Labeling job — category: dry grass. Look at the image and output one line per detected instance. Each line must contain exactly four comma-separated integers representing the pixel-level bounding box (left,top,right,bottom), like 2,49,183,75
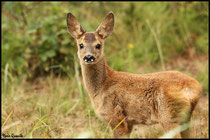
1,58,209,138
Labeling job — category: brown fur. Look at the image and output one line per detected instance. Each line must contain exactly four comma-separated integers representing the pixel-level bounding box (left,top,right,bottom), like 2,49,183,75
84,33,96,43
67,12,202,138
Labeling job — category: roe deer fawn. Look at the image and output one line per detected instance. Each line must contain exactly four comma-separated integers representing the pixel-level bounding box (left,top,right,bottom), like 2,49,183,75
66,11,202,138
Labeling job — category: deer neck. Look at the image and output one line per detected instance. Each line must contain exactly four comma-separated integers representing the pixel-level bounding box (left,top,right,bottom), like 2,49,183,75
80,56,111,97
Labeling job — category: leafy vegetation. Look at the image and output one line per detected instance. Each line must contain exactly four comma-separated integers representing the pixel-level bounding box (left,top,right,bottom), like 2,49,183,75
2,2,208,76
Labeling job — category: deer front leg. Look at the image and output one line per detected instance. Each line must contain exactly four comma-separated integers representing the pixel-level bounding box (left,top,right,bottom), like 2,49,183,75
109,105,133,138
110,119,132,138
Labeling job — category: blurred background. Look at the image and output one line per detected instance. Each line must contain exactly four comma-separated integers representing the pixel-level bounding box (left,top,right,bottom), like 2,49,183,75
1,1,209,138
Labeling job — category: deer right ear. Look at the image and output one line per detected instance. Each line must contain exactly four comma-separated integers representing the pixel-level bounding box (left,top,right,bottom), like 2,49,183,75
96,12,114,39
67,13,86,39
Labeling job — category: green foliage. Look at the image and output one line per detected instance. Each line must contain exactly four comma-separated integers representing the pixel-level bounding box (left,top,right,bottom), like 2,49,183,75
2,2,208,80
2,2,76,79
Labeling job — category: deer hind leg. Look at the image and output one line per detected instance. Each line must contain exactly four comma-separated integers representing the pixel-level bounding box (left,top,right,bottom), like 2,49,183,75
180,127,191,138
157,91,192,138
166,93,193,138
161,122,182,138
161,121,191,138
180,105,195,138
181,88,201,138
175,105,192,139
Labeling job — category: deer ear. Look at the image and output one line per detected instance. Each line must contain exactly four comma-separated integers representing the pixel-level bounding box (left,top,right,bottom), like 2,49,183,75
67,13,86,39
96,12,114,39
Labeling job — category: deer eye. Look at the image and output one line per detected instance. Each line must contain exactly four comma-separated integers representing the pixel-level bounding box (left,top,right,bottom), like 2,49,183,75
96,44,101,49
79,43,84,49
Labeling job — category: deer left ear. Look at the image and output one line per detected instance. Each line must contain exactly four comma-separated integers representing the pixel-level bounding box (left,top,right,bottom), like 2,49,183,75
96,12,114,39
67,13,86,39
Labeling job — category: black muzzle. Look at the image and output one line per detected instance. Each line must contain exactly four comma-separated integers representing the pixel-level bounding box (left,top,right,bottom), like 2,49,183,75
83,55,95,63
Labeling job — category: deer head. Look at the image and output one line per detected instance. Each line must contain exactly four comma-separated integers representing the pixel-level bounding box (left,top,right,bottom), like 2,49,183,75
67,12,114,65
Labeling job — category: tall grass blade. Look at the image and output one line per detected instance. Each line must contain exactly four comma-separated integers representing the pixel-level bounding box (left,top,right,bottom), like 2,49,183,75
1,110,13,129
27,115,48,138
74,54,86,108
146,20,165,71
104,119,112,138
3,63,9,95
65,99,80,115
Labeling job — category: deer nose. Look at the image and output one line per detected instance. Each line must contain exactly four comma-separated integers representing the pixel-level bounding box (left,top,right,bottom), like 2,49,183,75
83,55,95,63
